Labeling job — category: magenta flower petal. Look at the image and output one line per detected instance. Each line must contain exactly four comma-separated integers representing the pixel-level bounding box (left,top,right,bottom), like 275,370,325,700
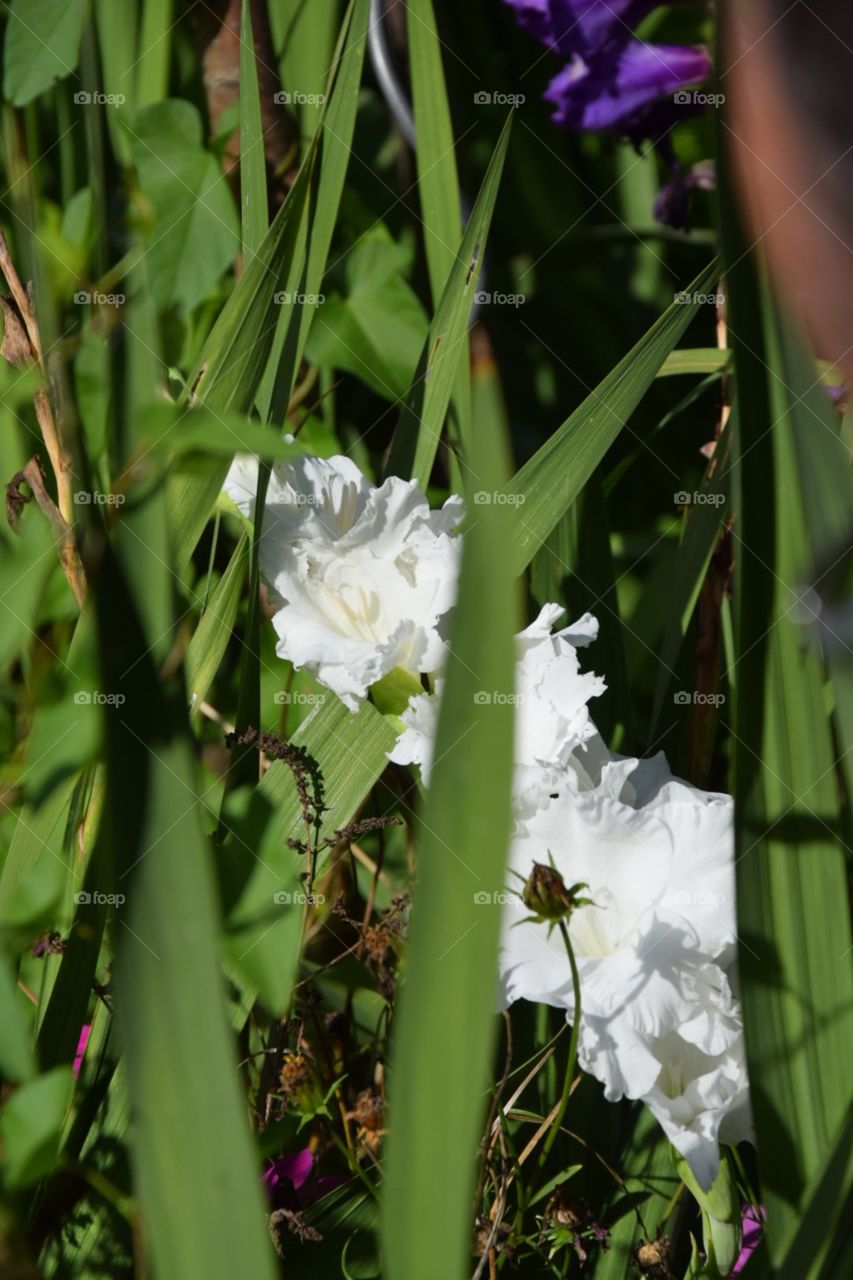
72,1024,91,1078
263,1147,314,1194
731,1205,766,1276
544,40,711,132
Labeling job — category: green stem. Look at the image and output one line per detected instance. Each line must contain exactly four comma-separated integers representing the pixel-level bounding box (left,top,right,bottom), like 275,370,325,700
538,920,581,1169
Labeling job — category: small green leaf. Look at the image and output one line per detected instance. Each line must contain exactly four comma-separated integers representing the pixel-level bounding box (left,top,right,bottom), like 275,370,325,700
0,1067,72,1188
132,100,239,312
3,0,87,105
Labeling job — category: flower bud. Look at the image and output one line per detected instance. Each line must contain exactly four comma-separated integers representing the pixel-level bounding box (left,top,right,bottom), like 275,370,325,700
521,862,591,923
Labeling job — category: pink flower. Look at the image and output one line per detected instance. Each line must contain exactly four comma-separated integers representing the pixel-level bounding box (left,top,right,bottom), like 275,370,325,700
731,1205,765,1275
72,1025,91,1078
262,1148,348,1209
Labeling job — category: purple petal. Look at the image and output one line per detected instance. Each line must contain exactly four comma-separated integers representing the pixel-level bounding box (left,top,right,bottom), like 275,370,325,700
263,1147,314,1193
544,40,711,132
654,160,716,229
505,0,659,58
731,1205,766,1276
72,1024,91,1078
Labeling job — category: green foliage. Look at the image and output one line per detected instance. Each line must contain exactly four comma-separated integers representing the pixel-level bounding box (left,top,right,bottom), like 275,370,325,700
2,0,87,105
0,1,847,1277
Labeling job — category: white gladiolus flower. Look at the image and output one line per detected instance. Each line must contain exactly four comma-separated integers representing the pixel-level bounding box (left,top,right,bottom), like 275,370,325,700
641,1030,753,1190
223,454,463,709
498,750,750,1188
389,604,605,808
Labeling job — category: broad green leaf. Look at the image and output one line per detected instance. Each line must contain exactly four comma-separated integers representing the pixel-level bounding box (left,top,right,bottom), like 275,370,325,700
3,0,87,105
509,256,721,572
305,236,428,399
0,951,34,1081
131,100,240,312
0,514,56,673
720,176,853,1261
0,778,77,934
0,1066,72,1187
135,403,305,460
382,356,516,1280
385,112,513,487
774,1108,853,1280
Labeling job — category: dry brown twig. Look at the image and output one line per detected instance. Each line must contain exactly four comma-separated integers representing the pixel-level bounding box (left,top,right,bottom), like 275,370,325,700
0,232,86,604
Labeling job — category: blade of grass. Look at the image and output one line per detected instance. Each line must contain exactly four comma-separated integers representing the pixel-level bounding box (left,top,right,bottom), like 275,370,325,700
405,0,463,308
239,0,268,259
508,256,720,573
186,532,250,715
382,363,517,1280
136,0,173,109
405,0,471,457
169,0,368,570
99,267,276,1280
384,111,512,488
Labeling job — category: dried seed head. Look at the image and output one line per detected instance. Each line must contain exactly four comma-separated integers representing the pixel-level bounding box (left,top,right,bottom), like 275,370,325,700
352,1088,384,1132
279,1051,322,1113
635,1234,671,1277
363,923,396,966
545,1190,588,1229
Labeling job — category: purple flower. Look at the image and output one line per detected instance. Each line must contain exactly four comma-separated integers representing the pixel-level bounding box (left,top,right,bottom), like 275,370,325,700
503,0,711,147
506,0,659,58
544,40,711,133
262,1147,348,1211
654,159,716,229
72,1024,91,1078
730,1205,766,1276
